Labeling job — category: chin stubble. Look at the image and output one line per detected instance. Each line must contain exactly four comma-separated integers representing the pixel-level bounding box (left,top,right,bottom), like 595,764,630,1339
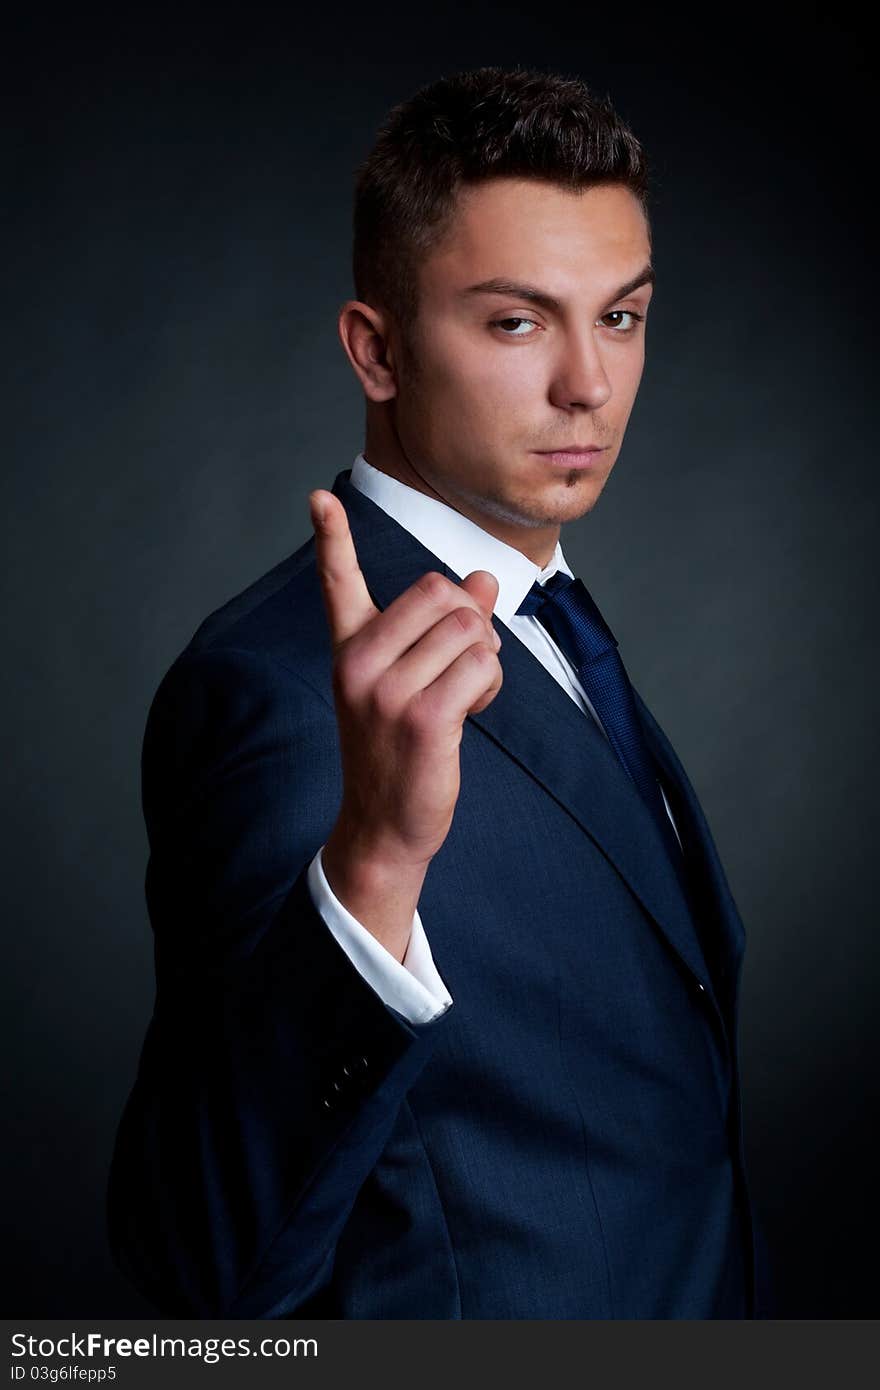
456,472,594,529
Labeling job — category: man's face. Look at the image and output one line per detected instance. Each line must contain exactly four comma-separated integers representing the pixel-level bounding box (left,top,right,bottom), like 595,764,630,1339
389,178,653,558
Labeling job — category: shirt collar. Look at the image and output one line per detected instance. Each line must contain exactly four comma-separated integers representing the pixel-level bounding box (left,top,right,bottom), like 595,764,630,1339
348,452,574,624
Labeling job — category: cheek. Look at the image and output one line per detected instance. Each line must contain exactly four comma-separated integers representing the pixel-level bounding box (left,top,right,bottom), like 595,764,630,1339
452,347,540,419
621,343,646,389
426,354,519,431
603,348,644,414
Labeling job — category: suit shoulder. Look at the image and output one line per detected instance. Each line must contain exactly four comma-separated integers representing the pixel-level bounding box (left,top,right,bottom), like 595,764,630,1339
173,532,332,692
141,544,337,792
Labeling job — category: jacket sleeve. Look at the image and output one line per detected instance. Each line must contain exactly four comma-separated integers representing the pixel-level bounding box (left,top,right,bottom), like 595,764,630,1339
107,644,452,1318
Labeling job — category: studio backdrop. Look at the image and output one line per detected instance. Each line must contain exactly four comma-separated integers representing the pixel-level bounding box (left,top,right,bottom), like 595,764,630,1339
2,5,875,1318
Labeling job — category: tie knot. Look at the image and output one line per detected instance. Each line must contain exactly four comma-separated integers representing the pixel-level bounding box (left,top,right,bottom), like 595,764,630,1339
516,571,573,616
516,574,618,663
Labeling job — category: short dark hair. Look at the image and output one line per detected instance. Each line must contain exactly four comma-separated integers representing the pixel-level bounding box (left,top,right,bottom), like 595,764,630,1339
352,66,649,335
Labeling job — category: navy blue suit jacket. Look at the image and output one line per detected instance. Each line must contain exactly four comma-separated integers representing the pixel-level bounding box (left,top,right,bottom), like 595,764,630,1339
108,468,766,1318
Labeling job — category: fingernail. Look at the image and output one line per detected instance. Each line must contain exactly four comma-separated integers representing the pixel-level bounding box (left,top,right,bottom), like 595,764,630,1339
310,492,325,525
493,628,501,650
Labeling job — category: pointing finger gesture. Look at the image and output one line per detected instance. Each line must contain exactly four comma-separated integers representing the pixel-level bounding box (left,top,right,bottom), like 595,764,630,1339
310,489,377,647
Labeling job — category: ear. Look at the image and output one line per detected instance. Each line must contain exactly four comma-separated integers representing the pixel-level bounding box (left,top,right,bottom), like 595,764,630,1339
337,300,399,402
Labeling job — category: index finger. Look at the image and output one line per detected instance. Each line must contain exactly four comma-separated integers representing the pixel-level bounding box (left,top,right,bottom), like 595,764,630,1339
310,490,378,646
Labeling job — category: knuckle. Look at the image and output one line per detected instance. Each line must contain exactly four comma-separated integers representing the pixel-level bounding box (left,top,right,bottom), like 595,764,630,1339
403,692,434,737
474,646,503,684
466,641,493,667
416,570,453,605
451,605,484,635
369,670,402,720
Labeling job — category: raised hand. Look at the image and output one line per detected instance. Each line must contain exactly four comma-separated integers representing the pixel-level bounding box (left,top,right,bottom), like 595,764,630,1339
310,488,503,961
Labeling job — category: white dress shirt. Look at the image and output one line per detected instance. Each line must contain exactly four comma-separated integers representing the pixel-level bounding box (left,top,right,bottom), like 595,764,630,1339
307,451,682,1025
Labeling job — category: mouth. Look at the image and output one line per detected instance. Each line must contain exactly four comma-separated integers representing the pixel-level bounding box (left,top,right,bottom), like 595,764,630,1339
532,446,608,469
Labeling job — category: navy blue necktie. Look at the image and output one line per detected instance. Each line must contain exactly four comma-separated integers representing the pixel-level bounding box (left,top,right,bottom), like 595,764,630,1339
517,572,683,863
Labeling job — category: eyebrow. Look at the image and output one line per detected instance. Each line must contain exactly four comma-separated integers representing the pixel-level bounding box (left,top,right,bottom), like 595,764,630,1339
459,264,655,314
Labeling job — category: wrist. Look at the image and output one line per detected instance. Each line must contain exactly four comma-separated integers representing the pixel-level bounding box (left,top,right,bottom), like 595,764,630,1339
322,819,429,963
324,813,431,894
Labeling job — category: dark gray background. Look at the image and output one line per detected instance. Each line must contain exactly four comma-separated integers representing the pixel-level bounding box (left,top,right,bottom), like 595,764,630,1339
3,5,875,1317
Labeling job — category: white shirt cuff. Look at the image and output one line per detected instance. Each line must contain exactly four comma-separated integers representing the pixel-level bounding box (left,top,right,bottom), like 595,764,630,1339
306,846,453,1025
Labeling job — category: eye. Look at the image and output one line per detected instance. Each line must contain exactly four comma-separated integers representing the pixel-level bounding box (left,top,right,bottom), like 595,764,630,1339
491,317,540,337
599,309,644,332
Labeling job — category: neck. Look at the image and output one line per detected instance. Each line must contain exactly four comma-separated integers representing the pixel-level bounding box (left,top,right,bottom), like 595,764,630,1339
362,416,560,570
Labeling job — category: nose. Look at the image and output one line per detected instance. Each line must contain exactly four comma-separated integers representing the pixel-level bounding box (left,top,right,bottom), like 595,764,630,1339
548,326,612,411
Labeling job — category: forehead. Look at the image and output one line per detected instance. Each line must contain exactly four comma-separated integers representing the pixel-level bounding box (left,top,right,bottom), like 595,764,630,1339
420,178,651,300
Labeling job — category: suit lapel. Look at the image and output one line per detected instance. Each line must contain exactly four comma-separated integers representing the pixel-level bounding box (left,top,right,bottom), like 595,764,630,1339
465,622,717,997
634,691,747,978
332,470,721,1007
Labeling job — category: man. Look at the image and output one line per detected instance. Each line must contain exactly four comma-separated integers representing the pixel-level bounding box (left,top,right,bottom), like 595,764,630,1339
108,65,768,1318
